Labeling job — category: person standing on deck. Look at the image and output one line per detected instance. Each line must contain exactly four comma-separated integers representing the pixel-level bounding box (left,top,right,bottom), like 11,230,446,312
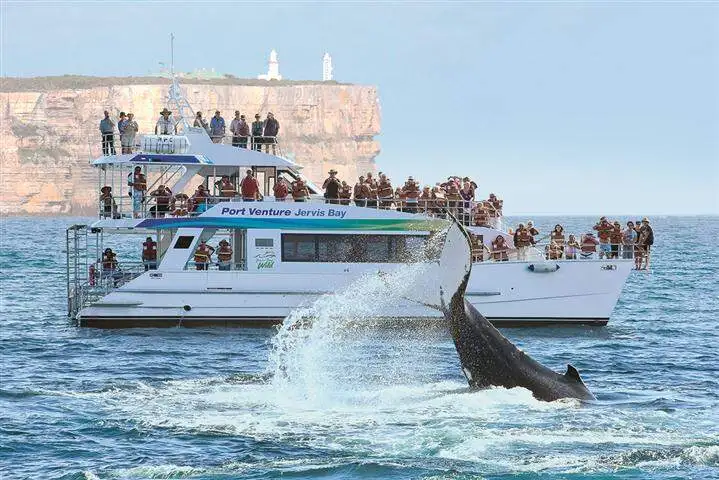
353,176,368,207
99,111,116,156
622,221,637,260
121,113,139,154
155,108,176,135
377,173,394,209
292,179,310,202
141,237,158,271
117,112,128,143
240,169,262,201
274,178,289,201
194,111,209,133
217,240,233,271
128,166,147,218
237,114,250,148
215,175,238,200
210,111,226,143
263,112,280,154
230,111,243,147
638,217,654,270
322,169,341,204
194,241,215,270
251,114,264,151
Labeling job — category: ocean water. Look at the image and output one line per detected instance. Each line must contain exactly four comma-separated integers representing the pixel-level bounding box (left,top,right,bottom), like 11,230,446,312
1,215,718,480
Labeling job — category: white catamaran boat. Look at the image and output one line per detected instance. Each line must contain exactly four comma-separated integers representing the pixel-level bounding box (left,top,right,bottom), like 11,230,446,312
66,80,634,328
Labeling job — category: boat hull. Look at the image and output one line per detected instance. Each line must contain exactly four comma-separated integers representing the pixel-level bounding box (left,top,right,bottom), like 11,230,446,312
77,258,633,328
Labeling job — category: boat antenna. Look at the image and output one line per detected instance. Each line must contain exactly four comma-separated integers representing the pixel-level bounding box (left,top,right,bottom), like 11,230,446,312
165,33,195,132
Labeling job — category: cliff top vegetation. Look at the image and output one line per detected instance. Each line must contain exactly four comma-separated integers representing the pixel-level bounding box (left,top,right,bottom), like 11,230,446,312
0,75,353,92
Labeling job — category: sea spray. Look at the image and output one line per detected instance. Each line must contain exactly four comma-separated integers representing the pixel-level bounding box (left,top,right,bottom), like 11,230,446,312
266,231,449,405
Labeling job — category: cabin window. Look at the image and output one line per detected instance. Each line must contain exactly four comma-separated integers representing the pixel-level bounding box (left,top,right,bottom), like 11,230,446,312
174,236,195,249
255,238,274,247
281,234,429,263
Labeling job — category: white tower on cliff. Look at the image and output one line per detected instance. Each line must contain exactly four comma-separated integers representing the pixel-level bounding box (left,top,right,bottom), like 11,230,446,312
322,53,333,81
258,50,282,80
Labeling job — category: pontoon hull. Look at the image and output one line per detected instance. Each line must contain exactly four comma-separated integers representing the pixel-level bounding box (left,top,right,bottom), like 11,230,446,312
77,259,633,328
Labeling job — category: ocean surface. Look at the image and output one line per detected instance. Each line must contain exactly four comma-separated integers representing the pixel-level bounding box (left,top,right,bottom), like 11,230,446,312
1,215,718,480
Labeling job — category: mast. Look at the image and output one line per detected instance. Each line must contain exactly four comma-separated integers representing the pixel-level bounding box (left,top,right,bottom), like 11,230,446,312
165,33,195,133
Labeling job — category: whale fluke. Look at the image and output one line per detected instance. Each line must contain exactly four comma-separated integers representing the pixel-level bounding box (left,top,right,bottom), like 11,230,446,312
438,214,596,402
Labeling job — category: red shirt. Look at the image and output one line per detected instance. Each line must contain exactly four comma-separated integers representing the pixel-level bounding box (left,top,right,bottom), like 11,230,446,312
240,176,260,199
273,182,288,199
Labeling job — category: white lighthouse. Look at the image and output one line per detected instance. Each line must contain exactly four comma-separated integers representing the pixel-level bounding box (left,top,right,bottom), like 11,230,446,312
322,52,333,81
258,49,282,81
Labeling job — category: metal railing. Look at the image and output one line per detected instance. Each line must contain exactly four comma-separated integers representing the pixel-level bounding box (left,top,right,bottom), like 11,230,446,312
90,132,282,159
183,260,247,271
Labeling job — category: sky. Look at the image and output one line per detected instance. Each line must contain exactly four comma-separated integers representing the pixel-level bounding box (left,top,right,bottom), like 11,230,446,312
2,1,718,215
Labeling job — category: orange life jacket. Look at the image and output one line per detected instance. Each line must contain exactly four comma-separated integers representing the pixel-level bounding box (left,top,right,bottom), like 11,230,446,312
550,232,565,245
378,180,394,198
292,182,308,200
491,240,508,260
133,173,147,191
219,180,237,197
194,245,212,263
515,231,532,247
217,245,232,262
142,240,157,260
274,182,288,199
473,207,490,226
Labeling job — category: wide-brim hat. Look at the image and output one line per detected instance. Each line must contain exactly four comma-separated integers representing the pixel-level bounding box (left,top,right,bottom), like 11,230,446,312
329,169,338,174
219,240,229,246
198,184,206,190
160,108,172,115
101,186,111,193
642,217,650,223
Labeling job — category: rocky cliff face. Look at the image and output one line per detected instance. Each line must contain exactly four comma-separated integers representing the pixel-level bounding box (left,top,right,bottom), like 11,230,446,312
0,77,380,215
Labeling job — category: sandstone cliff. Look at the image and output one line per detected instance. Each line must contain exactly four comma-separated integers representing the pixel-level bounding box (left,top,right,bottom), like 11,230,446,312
0,77,380,215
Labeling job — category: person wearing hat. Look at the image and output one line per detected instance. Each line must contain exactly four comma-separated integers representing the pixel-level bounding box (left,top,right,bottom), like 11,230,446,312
263,112,280,154
230,112,250,148
609,221,623,259
99,110,116,156
637,217,654,270
251,114,264,151
322,169,342,204
101,248,119,285
99,185,117,219
121,113,139,154
402,176,420,213
141,236,158,271
155,108,176,135
216,240,233,271
194,111,209,133
210,110,226,143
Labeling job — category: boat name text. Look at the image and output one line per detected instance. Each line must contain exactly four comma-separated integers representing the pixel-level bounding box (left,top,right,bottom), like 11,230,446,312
220,207,347,219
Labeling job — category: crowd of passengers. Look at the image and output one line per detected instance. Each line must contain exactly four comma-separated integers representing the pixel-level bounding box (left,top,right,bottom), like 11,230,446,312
485,216,654,270
99,169,504,222
98,215,653,283
98,109,280,155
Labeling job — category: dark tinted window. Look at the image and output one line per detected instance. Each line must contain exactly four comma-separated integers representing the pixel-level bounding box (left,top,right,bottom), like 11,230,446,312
255,238,274,247
281,234,428,263
174,236,194,249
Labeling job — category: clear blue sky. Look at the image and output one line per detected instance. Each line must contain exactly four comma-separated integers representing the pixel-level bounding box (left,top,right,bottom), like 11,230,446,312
2,2,717,215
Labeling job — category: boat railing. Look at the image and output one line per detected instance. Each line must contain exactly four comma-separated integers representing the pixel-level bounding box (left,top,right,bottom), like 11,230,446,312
90,131,283,159
90,261,147,291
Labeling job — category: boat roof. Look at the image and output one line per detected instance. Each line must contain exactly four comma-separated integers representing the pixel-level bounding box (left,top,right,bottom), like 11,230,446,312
92,130,301,170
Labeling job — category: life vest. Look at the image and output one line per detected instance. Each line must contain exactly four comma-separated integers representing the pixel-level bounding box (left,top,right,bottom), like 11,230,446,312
154,189,171,206
194,245,212,263
324,177,341,198
340,185,352,199
594,222,613,242
274,182,288,199
365,179,378,199
102,253,117,271
353,183,367,199
488,199,502,217
610,228,623,244
378,180,394,199
172,194,189,216
240,176,260,199
101,194,113,208
491,240,508,260
581,237,598,253
403,183,420,200
515,230,532,247
217,245,232,262
446,184,461,201
219,180,237,198
142,240,157,260
133,173,147,191
551,232,565,245
292,182,308,200
473,206,490,226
